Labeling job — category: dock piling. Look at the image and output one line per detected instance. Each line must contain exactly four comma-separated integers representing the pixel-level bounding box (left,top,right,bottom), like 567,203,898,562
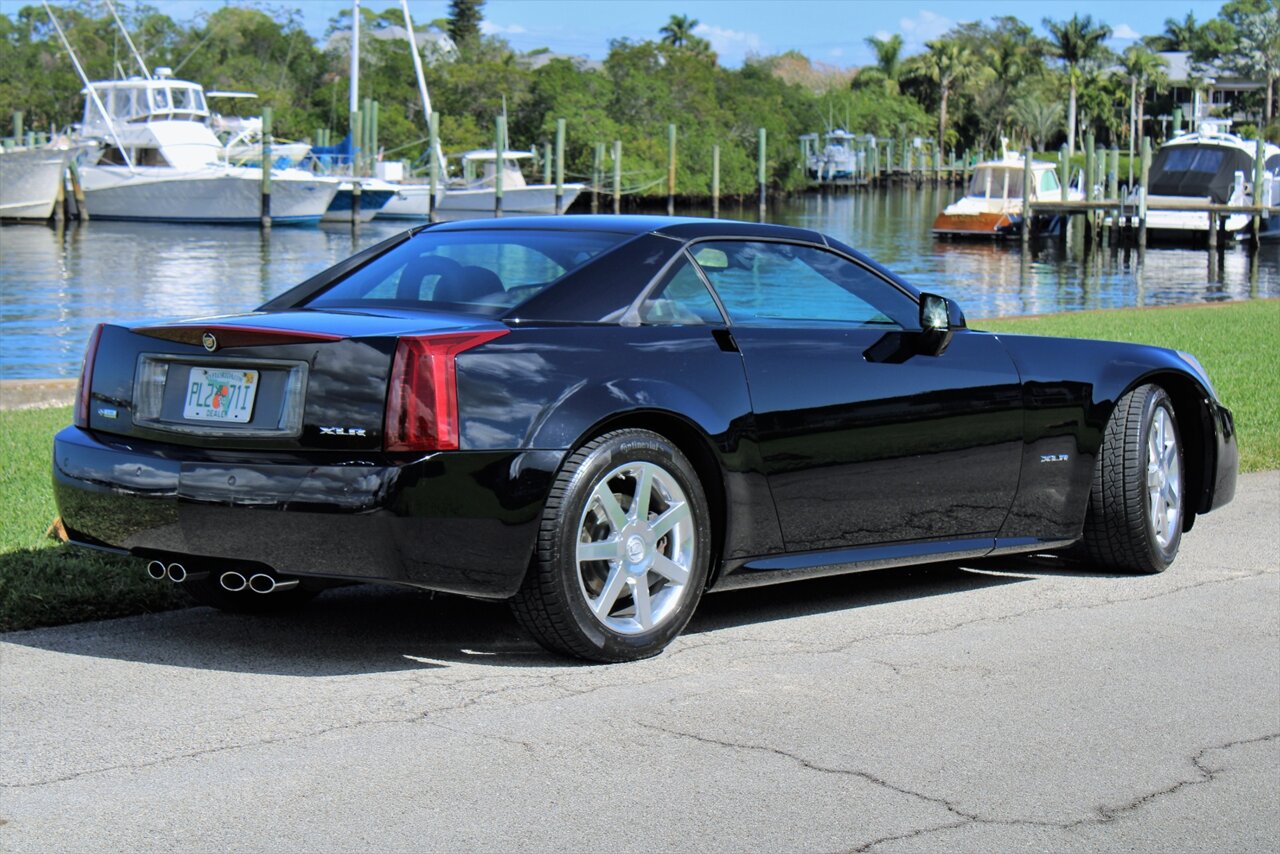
494,115,505,217
260,106,272,229
11,111,21,142
1253,138,1265,248
591,142,602,213
667,124,676,216
712,144,720,218
554,118,565,214
1138,137,1151,250
758,127,767,219
612,140,621,214
68,160,87,220
1107,146,1118,244
428,111,439,218
1021,147,1033,245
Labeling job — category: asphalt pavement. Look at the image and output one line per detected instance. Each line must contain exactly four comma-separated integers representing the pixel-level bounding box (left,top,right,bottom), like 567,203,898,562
2,471,1277,853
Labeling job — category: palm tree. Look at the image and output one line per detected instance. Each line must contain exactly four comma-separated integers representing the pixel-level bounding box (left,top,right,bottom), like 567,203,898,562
919,39,975,148
1044,14,1113,157
864,33,904,93
1012,98,1065,151
1118,45,1168,144
1146,12,1200,52
659,14,698,48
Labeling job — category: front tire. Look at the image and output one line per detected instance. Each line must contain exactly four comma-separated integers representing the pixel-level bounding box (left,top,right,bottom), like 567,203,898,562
1080,383,1184,573
510,429,711,662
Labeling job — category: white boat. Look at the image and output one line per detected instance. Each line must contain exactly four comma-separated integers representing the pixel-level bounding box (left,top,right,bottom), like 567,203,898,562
321,177,398,222
433,150,582,218
806,130,860,181
933,151,1083,238
1137,120,1279,242
376,182,435,219
73,74,338,224
0,139,81,219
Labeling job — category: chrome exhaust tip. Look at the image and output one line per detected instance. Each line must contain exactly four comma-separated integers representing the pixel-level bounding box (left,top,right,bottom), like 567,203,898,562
166,563,187,583
145,560,167,581
248,573,276,594
219,571,248,593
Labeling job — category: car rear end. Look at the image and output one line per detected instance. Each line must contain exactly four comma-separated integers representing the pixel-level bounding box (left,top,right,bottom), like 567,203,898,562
53,310,557,598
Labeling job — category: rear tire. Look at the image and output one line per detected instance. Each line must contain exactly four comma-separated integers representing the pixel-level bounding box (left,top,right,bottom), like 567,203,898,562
182,574,319,614
1080,383,1184,573
510,429,711,662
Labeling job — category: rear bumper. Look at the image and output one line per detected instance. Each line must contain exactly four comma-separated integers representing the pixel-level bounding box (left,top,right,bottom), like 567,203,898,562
53,426,563,598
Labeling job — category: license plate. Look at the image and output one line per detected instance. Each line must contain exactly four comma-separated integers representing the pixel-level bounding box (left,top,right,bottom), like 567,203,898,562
183,367,259,423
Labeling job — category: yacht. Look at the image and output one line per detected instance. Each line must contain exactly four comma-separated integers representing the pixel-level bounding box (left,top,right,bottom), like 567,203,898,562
805,130,860,181
431,150,582,218
933,151,1082,238
1139,120,1279,242
0,135,84,220
73,72,338,224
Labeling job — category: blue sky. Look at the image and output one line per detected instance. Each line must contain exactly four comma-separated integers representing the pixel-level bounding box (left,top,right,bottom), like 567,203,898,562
128,1,1228,67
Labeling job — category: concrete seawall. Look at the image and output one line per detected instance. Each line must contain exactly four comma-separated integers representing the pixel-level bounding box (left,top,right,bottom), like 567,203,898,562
0,379,77,411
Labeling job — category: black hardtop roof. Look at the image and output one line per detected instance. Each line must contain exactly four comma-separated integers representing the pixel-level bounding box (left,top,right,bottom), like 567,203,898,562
424,214,826,244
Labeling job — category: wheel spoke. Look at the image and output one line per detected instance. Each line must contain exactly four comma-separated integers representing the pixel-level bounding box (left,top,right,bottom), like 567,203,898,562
631,578,653,630
578,539,622,562
652,554,689,585
649,502,690,539
633,465,654,522
594,485,629,532
592,566,627,618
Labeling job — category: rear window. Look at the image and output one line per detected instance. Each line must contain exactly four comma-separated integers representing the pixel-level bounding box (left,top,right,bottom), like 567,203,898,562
304,230,630,316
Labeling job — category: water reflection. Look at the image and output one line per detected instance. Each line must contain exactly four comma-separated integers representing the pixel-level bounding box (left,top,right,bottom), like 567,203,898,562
1,186,1276,378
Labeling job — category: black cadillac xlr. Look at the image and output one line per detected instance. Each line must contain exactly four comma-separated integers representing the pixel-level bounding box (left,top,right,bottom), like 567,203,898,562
53,216,1238,661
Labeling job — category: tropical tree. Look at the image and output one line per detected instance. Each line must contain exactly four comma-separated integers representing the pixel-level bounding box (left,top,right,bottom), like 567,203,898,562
659,14,698,48
1145,12,1201,51
916,39,975,147
863,33,905,93
1044,14,1113,157
1117,45,1168,143
1207,0,1280,123
1012,97,1064,150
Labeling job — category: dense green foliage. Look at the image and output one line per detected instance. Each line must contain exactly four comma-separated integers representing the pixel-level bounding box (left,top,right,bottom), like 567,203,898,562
1,2,1275,197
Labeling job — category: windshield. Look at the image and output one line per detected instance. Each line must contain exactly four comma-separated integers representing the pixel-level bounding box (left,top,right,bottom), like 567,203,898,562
303,229,631,316
967,167,1021,199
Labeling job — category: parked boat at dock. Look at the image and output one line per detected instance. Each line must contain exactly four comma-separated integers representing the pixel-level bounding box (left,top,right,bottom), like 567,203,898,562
0,137,82,220
73,74,338,224
805,129,861,181
933,152,1082,238
431,149,581,217
1138,121,1279,243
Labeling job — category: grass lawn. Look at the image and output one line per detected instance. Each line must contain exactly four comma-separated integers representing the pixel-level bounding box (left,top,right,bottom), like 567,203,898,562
0,406,184,632
981,300,1279,473
1,299,1275,633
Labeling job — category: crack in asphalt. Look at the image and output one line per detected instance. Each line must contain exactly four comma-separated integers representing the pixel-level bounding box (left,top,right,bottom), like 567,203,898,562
636,722,1280,852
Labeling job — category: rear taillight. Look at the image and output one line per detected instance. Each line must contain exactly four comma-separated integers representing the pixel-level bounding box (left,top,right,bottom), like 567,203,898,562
73,323,105,429
384,330,508,452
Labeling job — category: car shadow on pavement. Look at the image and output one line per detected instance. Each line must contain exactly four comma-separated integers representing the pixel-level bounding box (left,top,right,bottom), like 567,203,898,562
2,563,1029,676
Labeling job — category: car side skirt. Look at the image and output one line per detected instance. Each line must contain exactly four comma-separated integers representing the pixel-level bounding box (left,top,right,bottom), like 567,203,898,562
711,535,1077,591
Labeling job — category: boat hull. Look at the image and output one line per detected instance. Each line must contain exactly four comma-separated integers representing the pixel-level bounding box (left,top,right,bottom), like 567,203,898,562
78,167,338,224
434,184,582,217
932,211,1018,237
0,147,70,220
375,184,434,220
322,186,395,222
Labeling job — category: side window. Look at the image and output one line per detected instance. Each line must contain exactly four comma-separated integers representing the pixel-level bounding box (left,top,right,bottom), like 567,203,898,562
689,241,914,328
639,257,724,325
1039,169,1060,193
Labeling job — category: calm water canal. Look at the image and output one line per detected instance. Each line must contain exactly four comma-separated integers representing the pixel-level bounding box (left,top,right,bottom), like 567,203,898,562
1,185,1276,379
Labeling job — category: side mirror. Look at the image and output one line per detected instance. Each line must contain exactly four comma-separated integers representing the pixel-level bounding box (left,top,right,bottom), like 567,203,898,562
918,292,964,356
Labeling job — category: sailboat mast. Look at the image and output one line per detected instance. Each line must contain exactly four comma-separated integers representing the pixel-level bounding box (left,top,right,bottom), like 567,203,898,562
104,0,151,79
399,0,445,175
42,0,134,172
